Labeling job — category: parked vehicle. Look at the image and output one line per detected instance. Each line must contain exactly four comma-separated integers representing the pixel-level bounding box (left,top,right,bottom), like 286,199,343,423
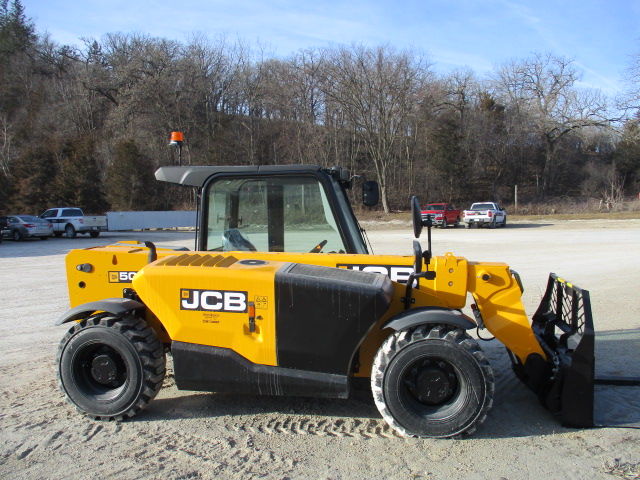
420,203,461,228
462,202,507,228
0,215,54,241
40,207,108,238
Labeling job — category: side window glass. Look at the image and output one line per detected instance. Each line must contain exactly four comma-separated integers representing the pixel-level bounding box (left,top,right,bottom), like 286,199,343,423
62,209,82,216
206,179,269,252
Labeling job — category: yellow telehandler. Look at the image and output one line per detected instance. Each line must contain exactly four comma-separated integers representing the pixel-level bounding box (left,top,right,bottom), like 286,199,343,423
55,165,618,438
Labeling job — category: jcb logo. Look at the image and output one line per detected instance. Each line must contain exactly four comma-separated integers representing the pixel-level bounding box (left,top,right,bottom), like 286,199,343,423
108,271,137,283
337,264,414,284
180,289,247,312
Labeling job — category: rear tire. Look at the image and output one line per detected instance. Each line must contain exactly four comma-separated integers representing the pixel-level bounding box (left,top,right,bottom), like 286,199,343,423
56,314,166,420
371,325,494,438
65,224,77,238
12,230,22,241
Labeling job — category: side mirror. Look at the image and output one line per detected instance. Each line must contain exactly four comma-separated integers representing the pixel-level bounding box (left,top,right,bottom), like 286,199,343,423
362,181,379,207
411,196,423,238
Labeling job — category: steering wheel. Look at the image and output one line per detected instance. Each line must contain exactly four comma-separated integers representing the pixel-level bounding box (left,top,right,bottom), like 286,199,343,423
309,239,328,253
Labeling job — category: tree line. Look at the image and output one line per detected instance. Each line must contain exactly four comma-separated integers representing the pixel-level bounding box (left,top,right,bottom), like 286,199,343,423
1,0,639,215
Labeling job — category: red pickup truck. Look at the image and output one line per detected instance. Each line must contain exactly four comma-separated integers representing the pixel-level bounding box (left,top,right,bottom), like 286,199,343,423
420,203,461,228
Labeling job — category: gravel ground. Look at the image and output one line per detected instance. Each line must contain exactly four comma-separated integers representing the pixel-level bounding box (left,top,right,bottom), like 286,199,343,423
0,219,639,480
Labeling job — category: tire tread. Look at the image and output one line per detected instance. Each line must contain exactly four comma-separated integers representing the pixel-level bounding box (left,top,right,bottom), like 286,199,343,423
371,324,494,438
56,313,166,421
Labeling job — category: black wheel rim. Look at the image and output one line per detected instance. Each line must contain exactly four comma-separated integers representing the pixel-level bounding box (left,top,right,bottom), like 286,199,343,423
398,355,466,419
71,341,129,402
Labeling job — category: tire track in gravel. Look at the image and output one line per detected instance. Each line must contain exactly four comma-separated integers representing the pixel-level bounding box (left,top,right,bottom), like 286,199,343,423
155,356,401,439
225,414,401,438
0,373,298,480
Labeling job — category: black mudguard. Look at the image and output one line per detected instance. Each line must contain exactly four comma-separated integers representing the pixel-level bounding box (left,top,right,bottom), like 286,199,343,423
56,298,145,325
382,307,476,333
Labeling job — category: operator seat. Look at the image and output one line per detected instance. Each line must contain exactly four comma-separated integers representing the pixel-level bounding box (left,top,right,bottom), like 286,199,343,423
222,228,257,252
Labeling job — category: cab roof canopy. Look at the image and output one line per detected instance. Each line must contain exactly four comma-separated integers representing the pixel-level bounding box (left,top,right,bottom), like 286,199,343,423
155,165,325,188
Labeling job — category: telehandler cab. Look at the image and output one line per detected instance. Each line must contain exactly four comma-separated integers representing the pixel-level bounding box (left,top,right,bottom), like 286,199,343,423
56,164,608,438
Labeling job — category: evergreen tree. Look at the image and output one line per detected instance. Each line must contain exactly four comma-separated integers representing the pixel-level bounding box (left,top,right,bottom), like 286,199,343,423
106,138,155,211
56,137,107,213
615,117,640,192
0,0,36,56
12,145,57,213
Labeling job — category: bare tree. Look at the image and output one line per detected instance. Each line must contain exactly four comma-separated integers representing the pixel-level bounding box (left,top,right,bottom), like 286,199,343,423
442,67,479,135
492,52,611,195
0,113,13,178
323,44,432,212
621,40,640,112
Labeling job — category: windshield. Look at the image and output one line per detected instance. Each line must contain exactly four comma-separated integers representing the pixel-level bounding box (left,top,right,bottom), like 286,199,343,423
424,204,444,211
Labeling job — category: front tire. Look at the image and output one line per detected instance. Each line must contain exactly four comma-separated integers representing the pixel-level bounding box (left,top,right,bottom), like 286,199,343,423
441,219,448,229
56,314,166,421
12,230,22,241
371,325,494,438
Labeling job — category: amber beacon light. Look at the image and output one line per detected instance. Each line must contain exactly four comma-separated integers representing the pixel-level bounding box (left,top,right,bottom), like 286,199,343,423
169,131,185,165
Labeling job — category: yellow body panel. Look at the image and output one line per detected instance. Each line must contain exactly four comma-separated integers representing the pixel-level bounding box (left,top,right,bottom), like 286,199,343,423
132,255,281,366
65,242,544,370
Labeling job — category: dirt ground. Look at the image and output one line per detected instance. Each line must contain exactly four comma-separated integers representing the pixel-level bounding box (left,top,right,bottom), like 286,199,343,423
1,219,639,480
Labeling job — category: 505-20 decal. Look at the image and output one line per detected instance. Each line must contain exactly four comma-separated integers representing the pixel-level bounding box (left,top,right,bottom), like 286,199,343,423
108,271,137,283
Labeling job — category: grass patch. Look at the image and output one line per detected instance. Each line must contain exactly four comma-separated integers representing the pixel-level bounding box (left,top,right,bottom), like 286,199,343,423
355,198,640,224
510,211,640,221
602,459,640,479
356,209,639,223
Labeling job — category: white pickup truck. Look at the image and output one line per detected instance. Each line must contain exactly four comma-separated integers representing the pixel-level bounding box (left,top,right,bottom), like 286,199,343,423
40,207,108,238
462,202,507,228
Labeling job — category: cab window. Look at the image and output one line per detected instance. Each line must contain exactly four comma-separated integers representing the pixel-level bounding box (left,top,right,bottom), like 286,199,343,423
204,176,347,253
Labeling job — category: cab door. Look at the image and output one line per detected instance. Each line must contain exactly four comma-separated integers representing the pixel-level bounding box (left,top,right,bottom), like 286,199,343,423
202,175,350,254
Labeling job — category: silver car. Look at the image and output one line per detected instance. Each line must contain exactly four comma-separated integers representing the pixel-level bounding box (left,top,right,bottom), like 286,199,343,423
0,215,54,241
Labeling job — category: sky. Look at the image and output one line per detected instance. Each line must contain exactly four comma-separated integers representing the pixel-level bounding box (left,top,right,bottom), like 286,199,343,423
24,0,640,96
